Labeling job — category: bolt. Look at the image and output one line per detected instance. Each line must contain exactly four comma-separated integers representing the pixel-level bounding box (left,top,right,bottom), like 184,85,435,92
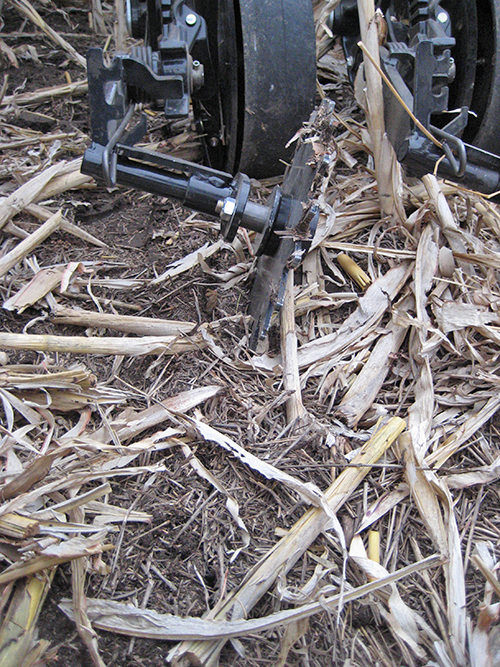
448,56,456,83
219,198,236,222
191,59,204,90
186,13,197,26
437,10,448,23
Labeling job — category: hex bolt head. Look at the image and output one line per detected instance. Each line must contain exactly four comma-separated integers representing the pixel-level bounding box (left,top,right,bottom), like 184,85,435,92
186,13,197,26
219,198,236,222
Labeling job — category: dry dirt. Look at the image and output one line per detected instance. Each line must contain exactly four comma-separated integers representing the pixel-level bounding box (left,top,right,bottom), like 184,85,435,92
1,2,500,667
1,5,344,666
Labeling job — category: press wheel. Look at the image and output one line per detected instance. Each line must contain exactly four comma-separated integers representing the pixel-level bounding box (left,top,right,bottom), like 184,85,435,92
446,0,500,151
193,0,317,178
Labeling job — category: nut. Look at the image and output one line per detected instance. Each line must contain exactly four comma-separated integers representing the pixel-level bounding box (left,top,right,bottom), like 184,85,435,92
219,198,236,222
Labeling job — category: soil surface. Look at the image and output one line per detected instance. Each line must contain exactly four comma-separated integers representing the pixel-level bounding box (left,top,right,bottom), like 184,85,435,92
1,3,497,667
1,5,344,666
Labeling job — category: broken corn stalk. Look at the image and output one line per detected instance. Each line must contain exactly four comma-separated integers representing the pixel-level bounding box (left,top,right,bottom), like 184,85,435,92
337,252,372,289
0,514,39,540
0,570,55,667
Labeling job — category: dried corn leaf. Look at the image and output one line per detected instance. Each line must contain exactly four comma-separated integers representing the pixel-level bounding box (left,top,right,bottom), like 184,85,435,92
427,396,500,469
60,554,440,641
10,0,86,69
92,385,221,444
3,267,64,313
295,262,411,371
357,1,404,221
349,535,428,659
435,302,500,334
337,295,413,427
0,532,110,585
181,443,250,562
170,417,405,666
188,416,346,557
152,240,224,284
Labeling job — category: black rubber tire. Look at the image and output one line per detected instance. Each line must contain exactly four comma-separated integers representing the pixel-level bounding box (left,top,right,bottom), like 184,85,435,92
465,0,500,150
193,0,317,178
236,0,317,177
435,0,500,151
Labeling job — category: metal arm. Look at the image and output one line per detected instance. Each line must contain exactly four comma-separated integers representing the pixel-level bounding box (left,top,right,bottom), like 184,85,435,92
330,0,500,195
81,1,319,346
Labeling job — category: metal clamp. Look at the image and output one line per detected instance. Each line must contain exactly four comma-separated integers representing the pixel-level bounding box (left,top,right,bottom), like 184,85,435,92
430,124,467,178
102,104,136,188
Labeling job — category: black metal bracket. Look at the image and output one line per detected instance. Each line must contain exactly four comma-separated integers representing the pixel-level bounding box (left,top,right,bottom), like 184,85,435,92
82,130,319,347
388,1,500,189
330,0,500,194
81,0,319,345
